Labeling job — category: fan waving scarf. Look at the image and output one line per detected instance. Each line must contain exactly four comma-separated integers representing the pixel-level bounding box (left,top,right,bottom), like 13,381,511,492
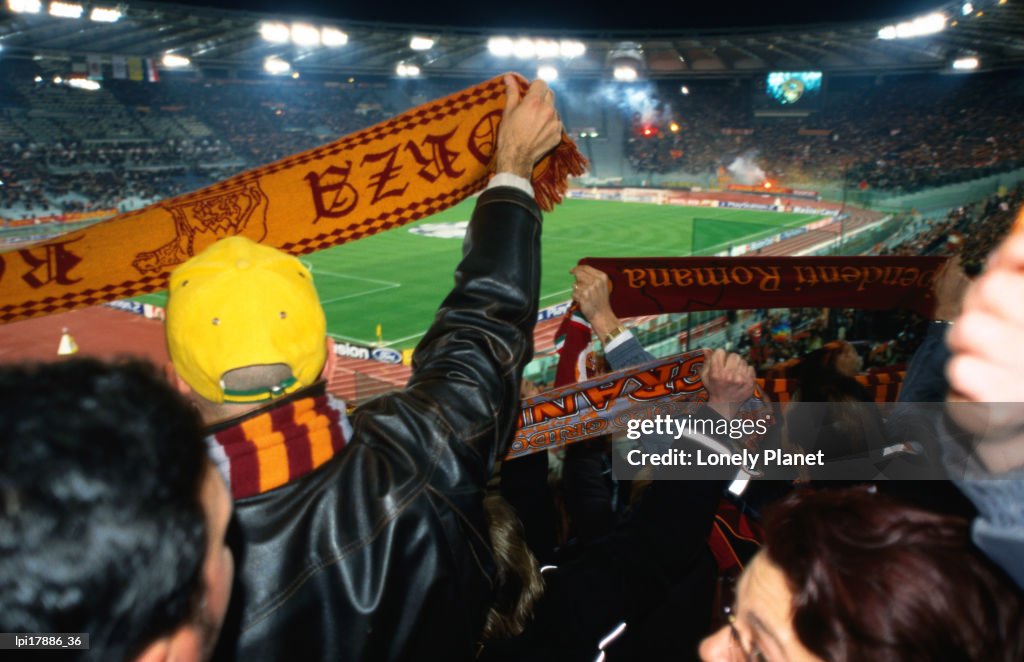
0,73,586,324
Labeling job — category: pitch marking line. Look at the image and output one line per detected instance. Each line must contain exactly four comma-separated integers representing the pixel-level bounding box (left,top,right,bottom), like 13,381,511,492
300,262,403,305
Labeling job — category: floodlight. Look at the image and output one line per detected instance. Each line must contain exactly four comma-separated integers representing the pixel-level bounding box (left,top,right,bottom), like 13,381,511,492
535,39,559,59
321,27,348,47
396,61,420,77
8,0,42,13
49,2,83,18
613,65,637,81
291,23,320,47
67,78,100,91
961,2,973,15
879,12,946,39
952,56,979,70
260,22,290,44
162,53,190,68
89,6,120,22
513,38,536,59
264,57,291,75
537,65,558,81
559,40,585,58
488,37,514,57
410,36,434,50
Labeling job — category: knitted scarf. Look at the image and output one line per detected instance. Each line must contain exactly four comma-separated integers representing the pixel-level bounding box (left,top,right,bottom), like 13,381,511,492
206,393,352,499
0,73,586,324
575,255,946,319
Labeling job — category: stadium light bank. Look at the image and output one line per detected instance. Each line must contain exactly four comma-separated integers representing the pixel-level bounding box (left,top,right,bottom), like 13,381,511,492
877,12,946,39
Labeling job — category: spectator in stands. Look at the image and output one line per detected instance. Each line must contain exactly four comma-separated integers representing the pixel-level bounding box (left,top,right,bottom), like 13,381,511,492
698,486,1024,662
0,358,233,661
943,226,1024,589
479,263,754,660
164,75,562,659
783,341,890,471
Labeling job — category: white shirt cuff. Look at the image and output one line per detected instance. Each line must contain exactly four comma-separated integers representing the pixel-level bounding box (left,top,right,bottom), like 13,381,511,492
487,173,533,197
603,329,634,353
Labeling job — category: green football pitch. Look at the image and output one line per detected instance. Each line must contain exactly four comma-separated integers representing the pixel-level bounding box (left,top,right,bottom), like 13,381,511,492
136,198,820,349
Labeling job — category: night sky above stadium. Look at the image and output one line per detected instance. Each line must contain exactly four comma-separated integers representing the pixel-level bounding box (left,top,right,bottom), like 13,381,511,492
168,0,947,31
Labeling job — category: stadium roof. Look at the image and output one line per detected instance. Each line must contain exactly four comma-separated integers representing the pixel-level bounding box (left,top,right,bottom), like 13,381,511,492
1,0,1022,79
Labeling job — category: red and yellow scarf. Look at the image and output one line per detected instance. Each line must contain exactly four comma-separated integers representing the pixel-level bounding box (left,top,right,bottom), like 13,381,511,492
207,393,350,499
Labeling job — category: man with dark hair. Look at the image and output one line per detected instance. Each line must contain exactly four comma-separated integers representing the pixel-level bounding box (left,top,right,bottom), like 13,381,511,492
164,75,563,659
0,358,233,661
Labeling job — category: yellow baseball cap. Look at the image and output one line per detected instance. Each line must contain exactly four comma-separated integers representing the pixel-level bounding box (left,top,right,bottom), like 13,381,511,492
166,236,327,404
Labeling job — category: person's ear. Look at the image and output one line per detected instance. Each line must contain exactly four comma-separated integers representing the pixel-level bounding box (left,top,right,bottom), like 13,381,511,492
321,337,338,383
166,362,196,399
165,361,193,398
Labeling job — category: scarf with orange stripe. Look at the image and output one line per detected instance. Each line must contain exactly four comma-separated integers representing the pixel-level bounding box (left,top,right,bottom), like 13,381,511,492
206,389,352,499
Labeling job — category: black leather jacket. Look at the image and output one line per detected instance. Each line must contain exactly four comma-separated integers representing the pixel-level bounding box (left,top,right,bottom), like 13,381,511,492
212,186,542,661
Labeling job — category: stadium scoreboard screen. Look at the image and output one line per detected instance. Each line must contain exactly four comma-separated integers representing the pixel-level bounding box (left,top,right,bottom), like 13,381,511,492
759,71,823,110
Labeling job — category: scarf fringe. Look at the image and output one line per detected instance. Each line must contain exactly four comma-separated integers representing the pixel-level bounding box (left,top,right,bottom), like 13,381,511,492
533,139,588,212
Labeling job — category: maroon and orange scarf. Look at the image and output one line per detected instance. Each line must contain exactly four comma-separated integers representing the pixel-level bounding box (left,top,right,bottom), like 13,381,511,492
0,74,585,324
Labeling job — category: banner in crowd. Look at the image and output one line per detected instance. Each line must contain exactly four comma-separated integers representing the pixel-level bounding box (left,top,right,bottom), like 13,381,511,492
577,255,947,319
111,56,127,80
127,57,143,82
0,74,585,323
507,351,771,460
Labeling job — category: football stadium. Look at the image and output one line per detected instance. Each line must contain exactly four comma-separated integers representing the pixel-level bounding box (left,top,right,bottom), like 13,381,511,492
1,0,1023,659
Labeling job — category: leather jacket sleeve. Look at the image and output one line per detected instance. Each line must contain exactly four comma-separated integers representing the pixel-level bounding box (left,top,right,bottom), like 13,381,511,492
223,186,542,662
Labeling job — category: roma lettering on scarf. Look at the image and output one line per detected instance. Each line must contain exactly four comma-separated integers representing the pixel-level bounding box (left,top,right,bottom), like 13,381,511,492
584,255,947,318
507,351,771,460
0,74,585,324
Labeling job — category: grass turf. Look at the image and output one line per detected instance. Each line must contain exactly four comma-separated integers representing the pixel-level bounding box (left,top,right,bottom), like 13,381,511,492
136,198,819,349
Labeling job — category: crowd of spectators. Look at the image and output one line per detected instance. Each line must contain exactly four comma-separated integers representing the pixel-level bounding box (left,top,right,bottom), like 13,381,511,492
3,67,1023,220
625,71,1024,192
2,72,1023,662
0,68,397,219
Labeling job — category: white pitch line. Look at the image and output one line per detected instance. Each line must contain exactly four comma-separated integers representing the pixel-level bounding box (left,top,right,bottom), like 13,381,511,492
320,283,401,304
387,331,427,345
540,288,573,301
303,262,403,287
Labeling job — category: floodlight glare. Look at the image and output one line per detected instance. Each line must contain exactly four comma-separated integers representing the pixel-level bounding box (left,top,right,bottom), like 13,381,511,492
488,37,514,57
263,57,291,75
396,62,420,77
961,2,973,15
537,65,558,81
291,23,320,46
613,65,638,81
952,56,979,70
513,38,536,59
879,12,947,39
89,6,120,22
559,40,586,58
49,1,83,18
680,85,690,95
67,78,100,91
321,27,348,47
260,22,290,44
410,36,434,51
535,39,560,59
162,53,191,68
8,0,42,13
